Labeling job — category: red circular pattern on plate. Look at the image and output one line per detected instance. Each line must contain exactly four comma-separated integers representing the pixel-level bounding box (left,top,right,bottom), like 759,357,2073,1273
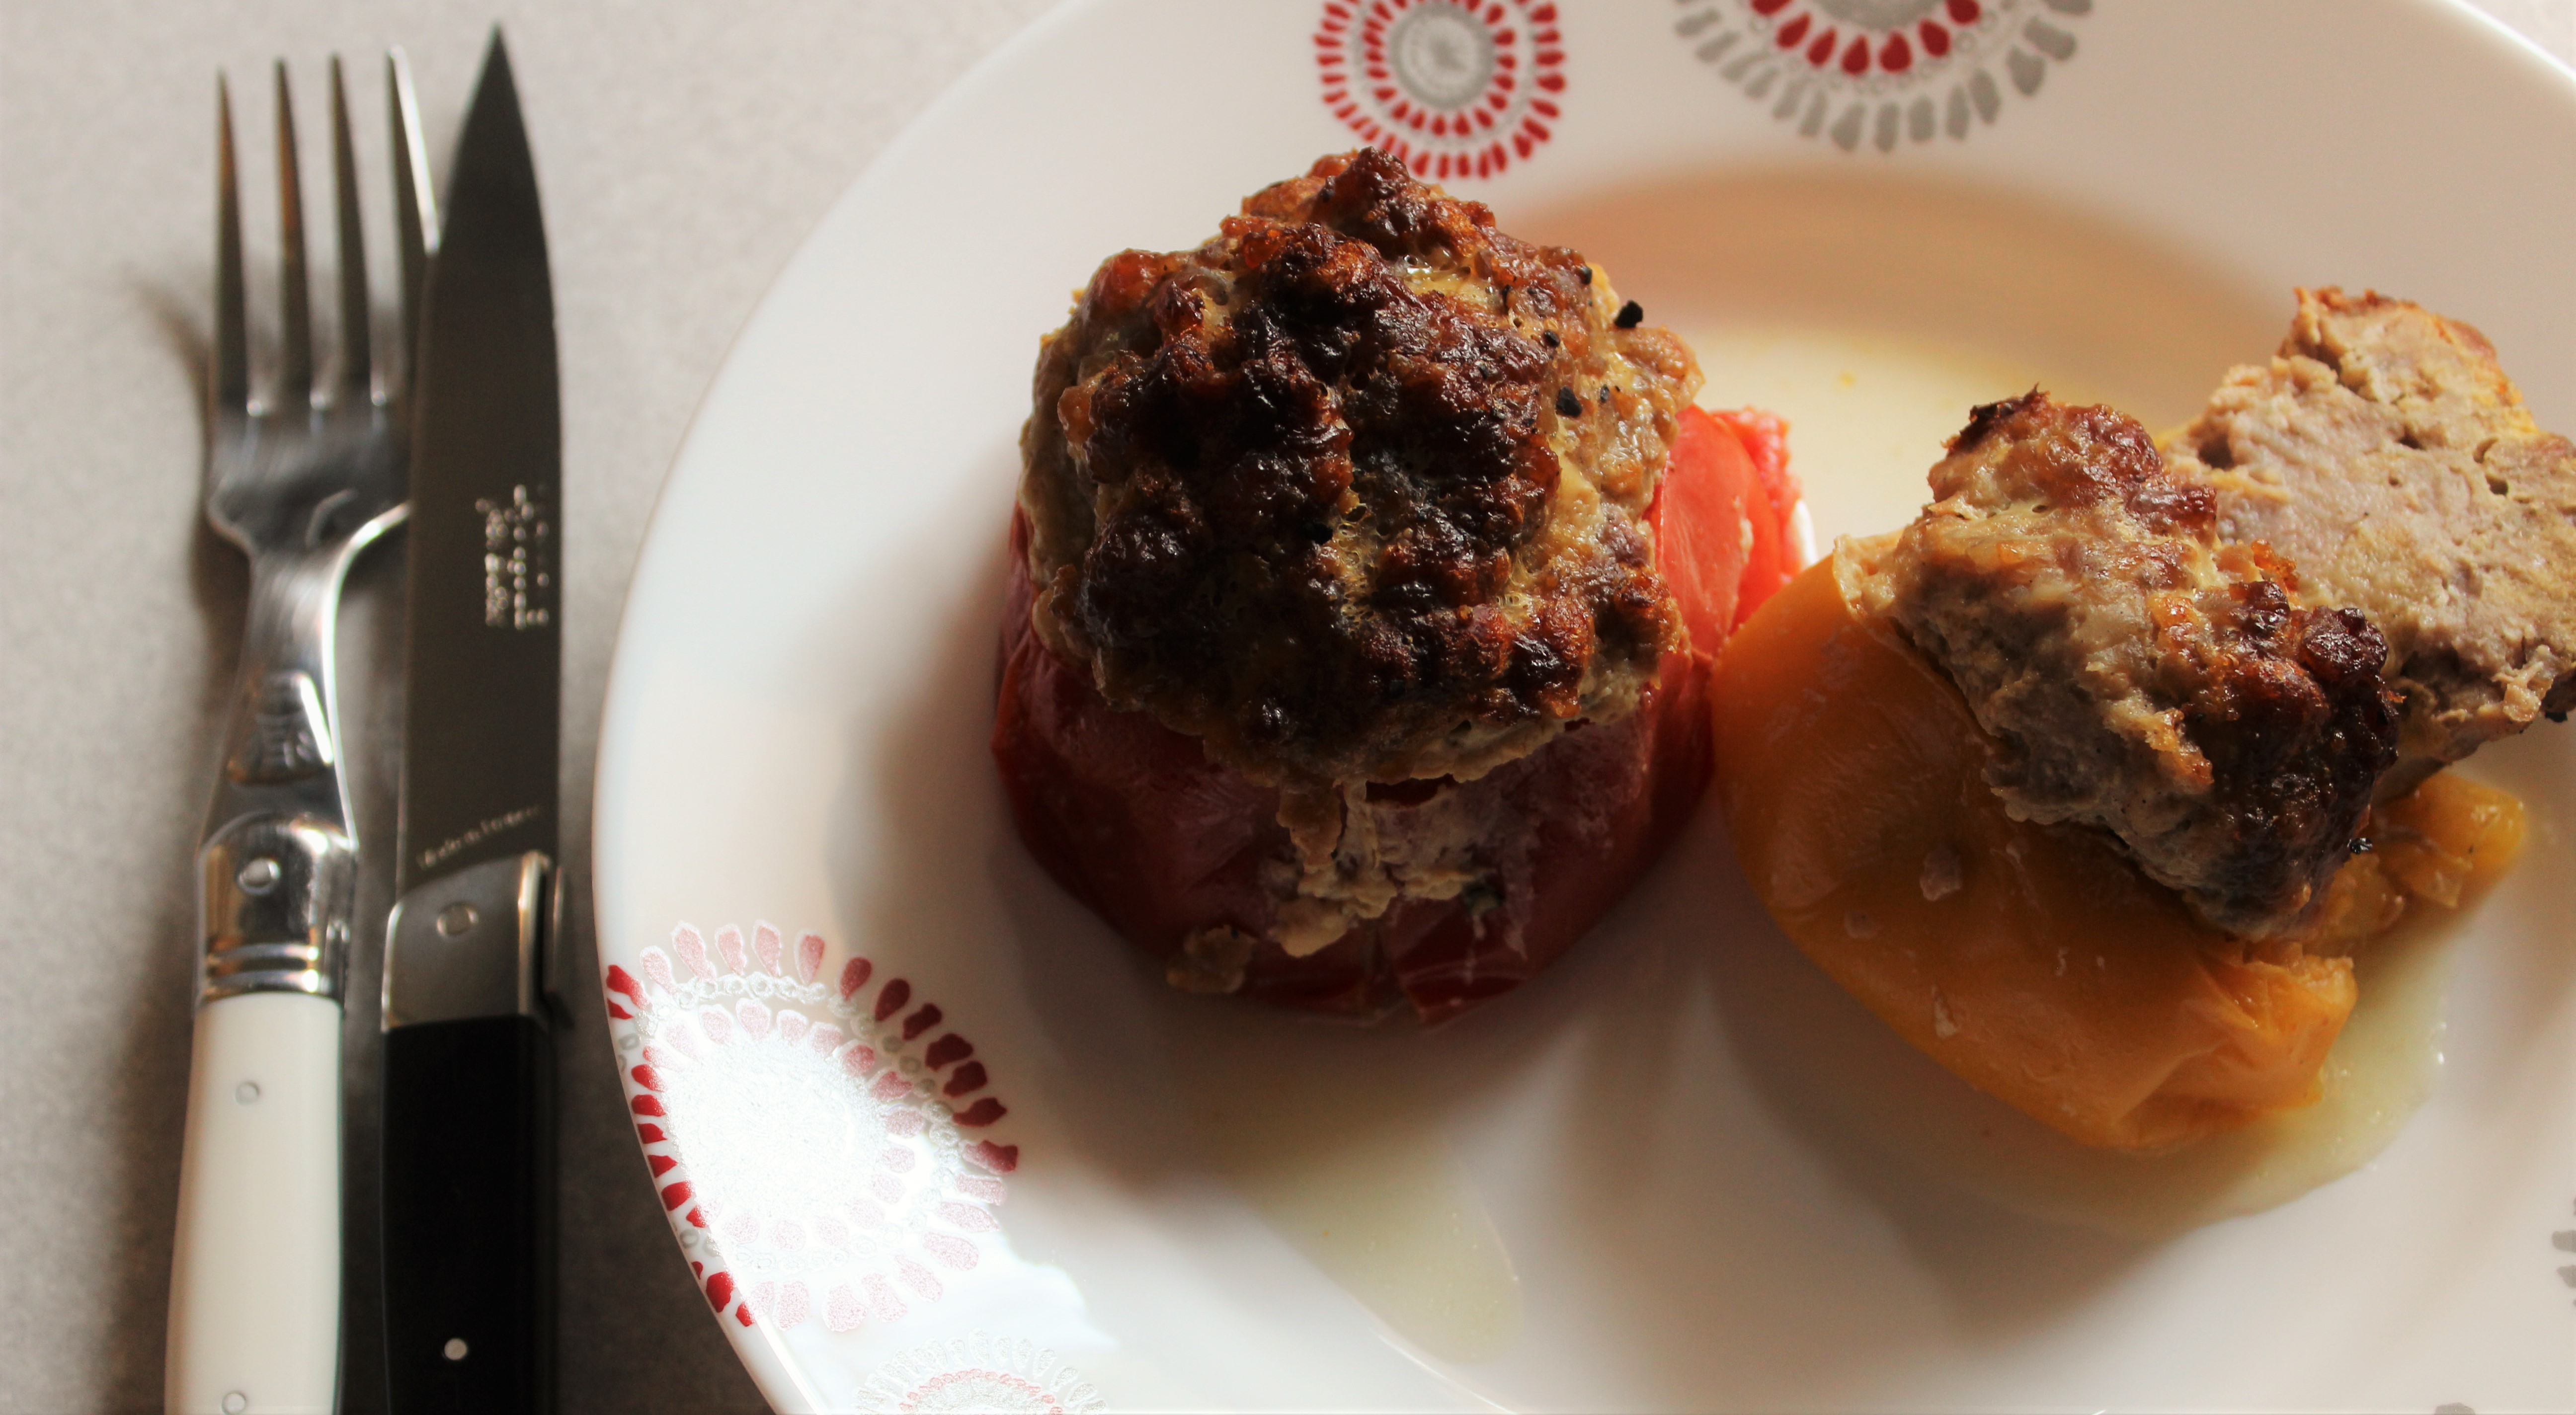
1750,0,1976,78
1315,0,1565,181
1675,0,2089,153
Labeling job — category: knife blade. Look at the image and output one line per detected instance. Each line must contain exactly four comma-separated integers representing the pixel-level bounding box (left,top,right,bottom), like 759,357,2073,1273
379,31,560,1415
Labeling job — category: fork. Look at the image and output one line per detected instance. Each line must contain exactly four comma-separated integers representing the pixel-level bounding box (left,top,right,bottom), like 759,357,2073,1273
165,53,434,1415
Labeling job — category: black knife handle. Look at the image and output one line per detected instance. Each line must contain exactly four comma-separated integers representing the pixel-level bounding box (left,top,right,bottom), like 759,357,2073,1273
382,1015,555,1415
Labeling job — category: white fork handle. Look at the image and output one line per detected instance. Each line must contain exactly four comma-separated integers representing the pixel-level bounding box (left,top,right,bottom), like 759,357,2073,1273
166,991,341,1415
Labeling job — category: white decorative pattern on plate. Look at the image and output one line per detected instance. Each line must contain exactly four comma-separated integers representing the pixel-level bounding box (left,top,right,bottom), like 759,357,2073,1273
856,1332,1105,1415
604,923,1019,1334
1315,0,1566,180
1673,0,2090,152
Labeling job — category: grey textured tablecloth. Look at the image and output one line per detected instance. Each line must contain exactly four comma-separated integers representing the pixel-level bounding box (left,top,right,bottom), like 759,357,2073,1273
1,2,2567,1412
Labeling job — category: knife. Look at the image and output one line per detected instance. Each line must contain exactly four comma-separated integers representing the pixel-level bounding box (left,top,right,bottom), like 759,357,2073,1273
378,32,560,1415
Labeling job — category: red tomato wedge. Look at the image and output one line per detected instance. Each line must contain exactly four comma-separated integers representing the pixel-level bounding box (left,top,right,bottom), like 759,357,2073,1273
1709,407,1802,624
993,404,1798,1022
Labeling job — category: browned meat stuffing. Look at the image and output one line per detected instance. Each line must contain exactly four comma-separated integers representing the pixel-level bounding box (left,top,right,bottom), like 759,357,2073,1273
1018,149,1702,797
2166,288,2576,793
1849,392,2401,938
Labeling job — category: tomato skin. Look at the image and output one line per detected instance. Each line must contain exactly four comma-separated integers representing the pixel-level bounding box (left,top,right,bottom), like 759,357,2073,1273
992,533,1368,1009
993,407,1794,1022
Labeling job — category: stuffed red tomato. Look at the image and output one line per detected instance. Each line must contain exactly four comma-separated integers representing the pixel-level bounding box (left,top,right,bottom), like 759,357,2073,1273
993,151,1798,1022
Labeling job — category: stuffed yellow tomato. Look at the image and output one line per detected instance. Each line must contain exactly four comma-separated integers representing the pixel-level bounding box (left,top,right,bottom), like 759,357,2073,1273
1715,291,2555,1151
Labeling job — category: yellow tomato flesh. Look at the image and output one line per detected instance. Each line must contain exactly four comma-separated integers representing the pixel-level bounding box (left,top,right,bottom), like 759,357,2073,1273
1712,558,2526,1152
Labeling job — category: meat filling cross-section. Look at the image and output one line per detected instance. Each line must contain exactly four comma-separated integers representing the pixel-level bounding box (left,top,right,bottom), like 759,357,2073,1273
2166,288,2576,793
1851,392,2402,938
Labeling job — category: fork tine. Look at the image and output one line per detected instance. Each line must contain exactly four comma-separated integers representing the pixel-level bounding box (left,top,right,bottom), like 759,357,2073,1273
214,74,249,419
387,48,437,392
328,56,370,405
273,61,314,406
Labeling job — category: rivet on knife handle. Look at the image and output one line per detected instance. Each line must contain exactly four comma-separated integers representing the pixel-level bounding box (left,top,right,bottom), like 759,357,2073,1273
385,852,552,1027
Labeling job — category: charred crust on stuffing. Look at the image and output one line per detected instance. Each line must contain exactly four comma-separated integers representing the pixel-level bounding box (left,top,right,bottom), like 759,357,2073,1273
2180,597,2398,922
1022,149,1695,783
1952,394,2220,536
1950,390,2041,456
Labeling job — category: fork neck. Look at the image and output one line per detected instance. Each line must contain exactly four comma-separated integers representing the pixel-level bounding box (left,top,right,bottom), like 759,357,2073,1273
196,542,375,1006
203,542,365,842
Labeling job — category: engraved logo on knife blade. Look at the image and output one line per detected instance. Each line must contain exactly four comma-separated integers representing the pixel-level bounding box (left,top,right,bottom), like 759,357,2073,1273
418,803,543,871
479,483,553,630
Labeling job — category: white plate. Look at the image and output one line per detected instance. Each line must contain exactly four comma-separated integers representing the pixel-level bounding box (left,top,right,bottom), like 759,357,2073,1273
595,1,2576,1408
